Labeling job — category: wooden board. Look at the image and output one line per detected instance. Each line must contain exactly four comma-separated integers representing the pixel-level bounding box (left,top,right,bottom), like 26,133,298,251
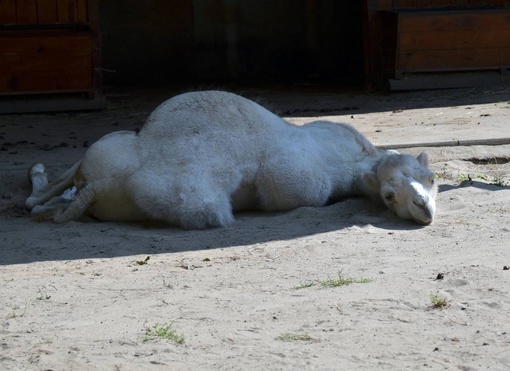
399,30,510,50
383,9,510,73
397,48,510,70
16,0,37,24
399,9,510,32
0,0,88,25
37,0,58,23
0,0,17,25
57,0,88,23
362,0,510,89
392,0,509,7
0,30,93,93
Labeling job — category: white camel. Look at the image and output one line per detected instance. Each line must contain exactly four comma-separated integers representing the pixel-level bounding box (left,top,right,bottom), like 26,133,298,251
25,91,437,229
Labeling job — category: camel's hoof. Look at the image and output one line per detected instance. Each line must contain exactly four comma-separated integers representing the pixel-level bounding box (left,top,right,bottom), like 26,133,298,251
27,163,46,184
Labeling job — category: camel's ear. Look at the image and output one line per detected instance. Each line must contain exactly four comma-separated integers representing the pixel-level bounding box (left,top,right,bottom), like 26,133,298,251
417,152,429,167
363,171,380,192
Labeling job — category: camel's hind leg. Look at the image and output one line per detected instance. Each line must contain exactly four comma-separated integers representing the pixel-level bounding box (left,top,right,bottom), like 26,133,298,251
25,161,81,210
52,183,96,223
26,161,89,222
127,171,235,229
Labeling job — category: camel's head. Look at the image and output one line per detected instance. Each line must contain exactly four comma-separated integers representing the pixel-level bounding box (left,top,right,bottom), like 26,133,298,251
364,152,437,225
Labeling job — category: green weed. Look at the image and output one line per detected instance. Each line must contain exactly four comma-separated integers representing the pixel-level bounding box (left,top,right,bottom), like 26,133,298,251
294,271,372,290
430,293,450,309
144,322,185,344
320,273,371,288
136,256,151,265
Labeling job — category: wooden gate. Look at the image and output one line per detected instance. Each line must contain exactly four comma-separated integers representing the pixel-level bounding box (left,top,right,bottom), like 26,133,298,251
0,0,103,112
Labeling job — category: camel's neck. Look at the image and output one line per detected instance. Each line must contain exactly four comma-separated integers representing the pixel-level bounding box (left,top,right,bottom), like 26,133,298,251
350,150,387,198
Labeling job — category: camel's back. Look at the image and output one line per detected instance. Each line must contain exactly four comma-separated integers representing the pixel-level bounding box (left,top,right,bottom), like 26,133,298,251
141,91,287,139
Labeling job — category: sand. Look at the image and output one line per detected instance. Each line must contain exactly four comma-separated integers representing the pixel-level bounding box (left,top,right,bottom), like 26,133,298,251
1,86,509,370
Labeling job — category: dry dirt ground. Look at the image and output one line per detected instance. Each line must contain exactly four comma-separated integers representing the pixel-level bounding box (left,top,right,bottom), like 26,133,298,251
1,86,510,370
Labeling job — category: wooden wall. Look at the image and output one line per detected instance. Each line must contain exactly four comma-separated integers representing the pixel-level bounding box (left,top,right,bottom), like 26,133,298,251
389,0,508,7
362,0,510,89
0,0,89,25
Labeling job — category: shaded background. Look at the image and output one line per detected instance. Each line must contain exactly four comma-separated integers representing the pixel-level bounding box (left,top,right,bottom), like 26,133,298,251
99,0,365,86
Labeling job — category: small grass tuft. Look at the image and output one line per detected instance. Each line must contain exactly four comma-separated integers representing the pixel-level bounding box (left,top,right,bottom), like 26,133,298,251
459,173,508,187
476,174,507,187
36,286,51,300
320,272,372,288
430,293,450,309
5,300,28,319
144,322,185,344
293,271,371,290
136,256,151,265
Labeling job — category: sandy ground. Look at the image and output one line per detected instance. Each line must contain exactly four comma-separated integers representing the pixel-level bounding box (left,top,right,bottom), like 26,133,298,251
1,86,510,370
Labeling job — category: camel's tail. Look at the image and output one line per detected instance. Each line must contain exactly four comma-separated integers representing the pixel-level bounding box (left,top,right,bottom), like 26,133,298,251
25,160,82,210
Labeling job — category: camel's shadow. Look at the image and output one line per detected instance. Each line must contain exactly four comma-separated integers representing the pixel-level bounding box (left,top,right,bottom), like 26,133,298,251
4,180,507,265
2,197,425,265
438,180,510,193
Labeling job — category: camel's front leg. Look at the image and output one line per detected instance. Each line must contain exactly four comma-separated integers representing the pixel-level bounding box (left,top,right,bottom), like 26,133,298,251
28,163,49,195
31,189,76,219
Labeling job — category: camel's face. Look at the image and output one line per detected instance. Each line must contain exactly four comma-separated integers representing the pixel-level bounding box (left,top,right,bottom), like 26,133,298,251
372,153,437,225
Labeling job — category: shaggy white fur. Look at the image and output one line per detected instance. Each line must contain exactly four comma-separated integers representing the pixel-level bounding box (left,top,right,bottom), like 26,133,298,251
25,91,437,229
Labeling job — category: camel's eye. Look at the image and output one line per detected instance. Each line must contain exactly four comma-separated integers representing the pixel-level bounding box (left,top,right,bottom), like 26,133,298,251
384,192,395,202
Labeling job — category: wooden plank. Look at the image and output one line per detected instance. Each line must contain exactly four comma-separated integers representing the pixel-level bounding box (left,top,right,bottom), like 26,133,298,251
0,51,91,73
0,0,17,25
394,0,510,8
0,31,93,93
399,10,510,32
397,48,510,70
0,31,92,52
16,0,38,24
37,0,57,24
56,0,69,22
0,52,92,92
399,29,510,50
57,0,78,23
76,0,87,23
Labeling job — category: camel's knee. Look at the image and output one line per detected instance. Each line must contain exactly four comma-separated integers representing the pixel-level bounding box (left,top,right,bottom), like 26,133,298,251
178,202,235,229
